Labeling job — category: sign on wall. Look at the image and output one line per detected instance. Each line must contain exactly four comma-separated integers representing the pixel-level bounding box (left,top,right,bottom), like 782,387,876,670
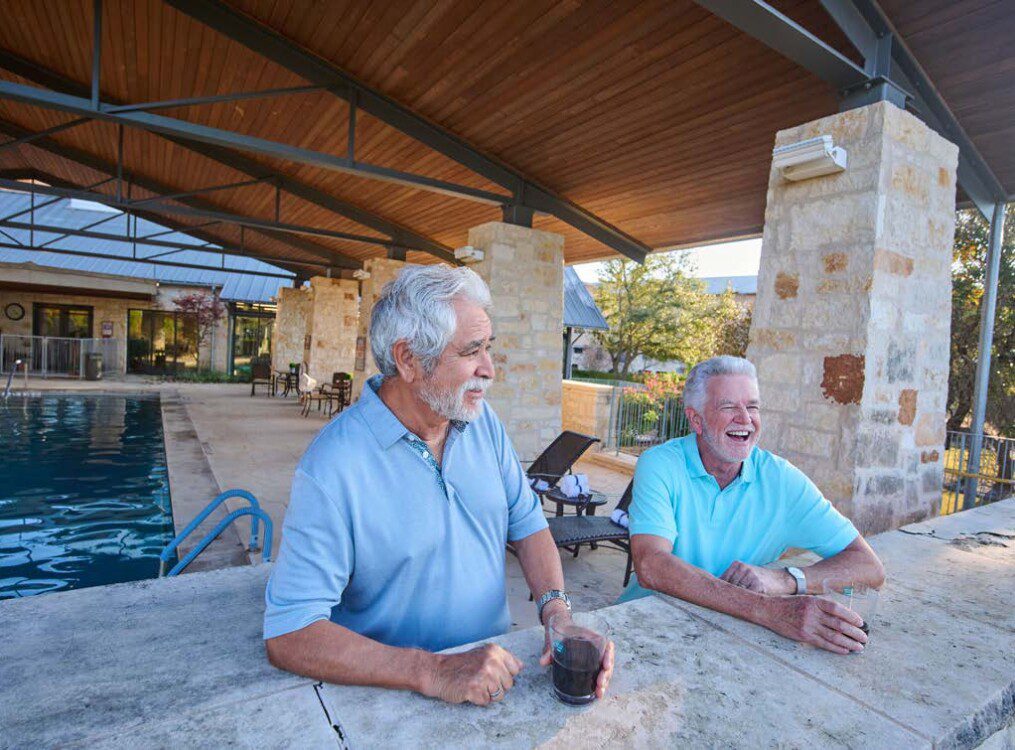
101,321,114,338
354,336,366,372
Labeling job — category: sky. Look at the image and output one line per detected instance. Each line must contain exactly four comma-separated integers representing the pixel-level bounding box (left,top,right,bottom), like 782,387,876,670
572,237,762,283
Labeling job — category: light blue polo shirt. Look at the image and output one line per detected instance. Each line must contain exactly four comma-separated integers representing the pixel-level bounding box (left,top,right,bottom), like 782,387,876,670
619,434,857,602
263,375,548,651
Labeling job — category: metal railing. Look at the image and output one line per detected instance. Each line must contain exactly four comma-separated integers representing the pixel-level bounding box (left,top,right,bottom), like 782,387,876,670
605,385,691,455
570,375,647,390
0,334,119,378
942,430,1015,515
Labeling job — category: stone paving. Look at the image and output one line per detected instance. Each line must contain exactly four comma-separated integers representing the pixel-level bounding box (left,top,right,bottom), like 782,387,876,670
2,500,1011,749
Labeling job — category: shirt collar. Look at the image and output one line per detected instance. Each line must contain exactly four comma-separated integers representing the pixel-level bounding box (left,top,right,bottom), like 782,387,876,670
358,374,468,450
684,434,757,484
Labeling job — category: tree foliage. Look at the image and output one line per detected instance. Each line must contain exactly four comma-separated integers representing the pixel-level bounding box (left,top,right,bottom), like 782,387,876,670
172,291,226,371
947,206,1015,437
592,254,752,375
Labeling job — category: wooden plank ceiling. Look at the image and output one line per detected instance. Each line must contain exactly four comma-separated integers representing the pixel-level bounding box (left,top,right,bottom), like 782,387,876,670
0,0,1008,271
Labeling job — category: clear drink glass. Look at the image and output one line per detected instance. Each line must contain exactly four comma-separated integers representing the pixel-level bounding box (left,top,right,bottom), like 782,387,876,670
548,611,609,706
822,578,880,646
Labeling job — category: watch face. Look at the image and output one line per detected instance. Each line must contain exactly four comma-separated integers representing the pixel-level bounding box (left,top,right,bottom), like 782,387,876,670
4,302,24,321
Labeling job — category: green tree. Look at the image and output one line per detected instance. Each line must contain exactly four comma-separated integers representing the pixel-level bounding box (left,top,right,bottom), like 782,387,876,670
947,206,1015,437
592,255,750,374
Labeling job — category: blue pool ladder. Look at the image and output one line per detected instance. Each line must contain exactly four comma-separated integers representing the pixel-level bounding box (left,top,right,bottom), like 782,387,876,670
160,489,274,577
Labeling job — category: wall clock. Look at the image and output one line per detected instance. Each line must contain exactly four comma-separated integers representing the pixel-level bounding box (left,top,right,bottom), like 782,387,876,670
4,302,25,321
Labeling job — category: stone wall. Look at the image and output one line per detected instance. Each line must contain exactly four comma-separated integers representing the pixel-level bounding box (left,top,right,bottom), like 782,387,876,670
470,221,564,463
747,101,958,534
562,380,613,448
305,276,359,385
271,286,310,372
352,257,405,400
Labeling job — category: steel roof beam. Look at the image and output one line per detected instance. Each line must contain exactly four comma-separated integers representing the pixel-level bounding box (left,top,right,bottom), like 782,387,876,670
105,84,324,113
0,119,361,270
162,0,650,262
0,48,457,263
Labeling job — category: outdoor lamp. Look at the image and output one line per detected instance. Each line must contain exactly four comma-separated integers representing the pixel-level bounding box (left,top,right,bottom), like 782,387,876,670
454,245,485,264
772,135,847,181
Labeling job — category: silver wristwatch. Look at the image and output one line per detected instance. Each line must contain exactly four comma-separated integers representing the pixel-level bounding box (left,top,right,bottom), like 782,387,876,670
785,566,807,595
536,589,572,623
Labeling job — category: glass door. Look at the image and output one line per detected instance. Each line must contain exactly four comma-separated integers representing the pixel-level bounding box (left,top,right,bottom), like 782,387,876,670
230,314,274,378
127,310,199,375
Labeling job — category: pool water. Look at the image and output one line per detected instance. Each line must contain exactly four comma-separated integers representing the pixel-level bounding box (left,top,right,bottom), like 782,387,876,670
0,394,176,599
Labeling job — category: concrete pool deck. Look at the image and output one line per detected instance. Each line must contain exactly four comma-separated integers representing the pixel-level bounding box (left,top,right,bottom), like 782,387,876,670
1,499,1011,749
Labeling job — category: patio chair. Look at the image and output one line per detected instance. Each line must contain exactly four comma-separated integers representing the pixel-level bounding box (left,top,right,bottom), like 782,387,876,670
507,480,635,589
249,362,274,397
320,373,353,416
525,430,600,502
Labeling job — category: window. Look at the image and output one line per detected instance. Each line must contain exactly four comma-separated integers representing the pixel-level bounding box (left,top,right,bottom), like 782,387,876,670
32,304,93,338
127,309,199,374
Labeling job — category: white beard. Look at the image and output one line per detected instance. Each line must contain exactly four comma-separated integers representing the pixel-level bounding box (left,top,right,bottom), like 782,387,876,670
419,376,491,422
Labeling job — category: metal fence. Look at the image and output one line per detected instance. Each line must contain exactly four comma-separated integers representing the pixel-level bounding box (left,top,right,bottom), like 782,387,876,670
0,334,120,378
569,375,646,390
941,430,1015,514
605,385,691,455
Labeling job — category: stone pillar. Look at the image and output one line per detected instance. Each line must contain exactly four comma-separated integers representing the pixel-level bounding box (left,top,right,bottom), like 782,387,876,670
469,221,564,463
352,257,405,401
748,101,958,534
305,276,359,385
271,285,310,372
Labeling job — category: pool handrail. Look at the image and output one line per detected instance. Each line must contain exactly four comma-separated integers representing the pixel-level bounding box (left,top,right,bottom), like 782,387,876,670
164,507,273,577
159,489,266,576
3,359,23,400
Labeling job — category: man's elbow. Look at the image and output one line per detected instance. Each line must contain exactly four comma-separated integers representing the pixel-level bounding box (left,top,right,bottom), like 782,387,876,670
633,551,664,592
869,554,886,589
265,635,294,671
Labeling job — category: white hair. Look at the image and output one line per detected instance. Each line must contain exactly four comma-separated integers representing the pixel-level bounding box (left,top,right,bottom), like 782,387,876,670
369,264,492,378
683,356,757,411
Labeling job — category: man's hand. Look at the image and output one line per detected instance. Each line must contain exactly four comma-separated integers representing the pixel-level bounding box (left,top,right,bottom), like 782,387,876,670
720,560,796,595
762,596,867,654
538,614,616,700
420,644,523,706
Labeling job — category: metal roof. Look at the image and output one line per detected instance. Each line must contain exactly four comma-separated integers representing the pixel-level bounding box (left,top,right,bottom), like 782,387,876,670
0,191,293,303
700,275,758,295
564,266,608,331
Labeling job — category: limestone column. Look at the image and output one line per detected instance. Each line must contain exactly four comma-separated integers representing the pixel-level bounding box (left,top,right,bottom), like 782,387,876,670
271,285,311,372
352,257,406,401
469,221,564,463
304,276,359,385
747,101,958,534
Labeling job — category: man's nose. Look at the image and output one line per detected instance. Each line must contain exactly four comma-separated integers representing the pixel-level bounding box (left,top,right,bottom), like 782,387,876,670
476,347,495,379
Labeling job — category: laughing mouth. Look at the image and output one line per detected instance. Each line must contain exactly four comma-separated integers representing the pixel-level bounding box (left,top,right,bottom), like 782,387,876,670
726,429,752,443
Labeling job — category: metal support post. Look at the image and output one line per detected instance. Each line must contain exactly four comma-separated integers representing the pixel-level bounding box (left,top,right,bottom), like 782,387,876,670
964,201,1007,510
501,204,534,227
91,0,102,110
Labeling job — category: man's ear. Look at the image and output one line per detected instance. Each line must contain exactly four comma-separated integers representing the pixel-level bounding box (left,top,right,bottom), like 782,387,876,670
685,406,704,435
391,340,419,383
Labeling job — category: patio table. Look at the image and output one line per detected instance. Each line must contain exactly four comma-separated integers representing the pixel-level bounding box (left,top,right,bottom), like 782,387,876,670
274,369,297,397
543,486,608,518
1,499,1012,748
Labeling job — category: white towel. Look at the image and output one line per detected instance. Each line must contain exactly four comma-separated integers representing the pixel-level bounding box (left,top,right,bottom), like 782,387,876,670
559,473,590,498
529,478,550,492
611,509,629,529
299,372,318,392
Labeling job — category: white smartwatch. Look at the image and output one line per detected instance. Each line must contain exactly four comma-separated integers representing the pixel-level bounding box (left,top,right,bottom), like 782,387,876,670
785,566,807,595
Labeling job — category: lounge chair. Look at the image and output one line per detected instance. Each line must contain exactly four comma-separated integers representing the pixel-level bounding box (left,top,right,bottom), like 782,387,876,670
525,430,600,502
547,480,634,585
250,362,274,397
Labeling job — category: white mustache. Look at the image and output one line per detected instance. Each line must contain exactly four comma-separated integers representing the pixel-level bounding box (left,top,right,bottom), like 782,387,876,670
463,378,491,394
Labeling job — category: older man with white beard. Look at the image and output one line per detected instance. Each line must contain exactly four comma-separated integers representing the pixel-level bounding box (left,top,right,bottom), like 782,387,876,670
620,356,885,654
263,265,613,705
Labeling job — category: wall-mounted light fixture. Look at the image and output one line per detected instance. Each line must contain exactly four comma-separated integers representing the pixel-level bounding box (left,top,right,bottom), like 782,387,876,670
772,135,847,181
454,245,485,264
352,269,371,280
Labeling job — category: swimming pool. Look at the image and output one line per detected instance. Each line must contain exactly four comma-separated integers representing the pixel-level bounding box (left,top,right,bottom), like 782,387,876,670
0,394,176,599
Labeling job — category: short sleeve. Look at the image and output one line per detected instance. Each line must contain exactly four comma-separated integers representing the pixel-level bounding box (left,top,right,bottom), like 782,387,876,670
494,418,548,542
629,446,678,543
263,468,354,640
782,465,858,558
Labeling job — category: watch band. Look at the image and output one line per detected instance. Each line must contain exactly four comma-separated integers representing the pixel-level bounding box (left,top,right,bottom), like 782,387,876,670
536,589,572,623
785,566,807,595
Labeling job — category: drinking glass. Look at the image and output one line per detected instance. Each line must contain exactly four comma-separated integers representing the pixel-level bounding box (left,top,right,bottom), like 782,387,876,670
822,578,880,647
548,611,609,706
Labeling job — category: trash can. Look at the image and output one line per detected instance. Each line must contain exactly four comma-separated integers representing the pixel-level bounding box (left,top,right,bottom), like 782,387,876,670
85,352,103,381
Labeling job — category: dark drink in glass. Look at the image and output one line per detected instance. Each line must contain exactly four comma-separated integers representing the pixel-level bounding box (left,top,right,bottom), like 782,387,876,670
548,612,609,706
822,578,880,648
552,638,602,705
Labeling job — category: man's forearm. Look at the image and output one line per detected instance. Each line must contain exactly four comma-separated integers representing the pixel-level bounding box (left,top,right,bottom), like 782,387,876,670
512,528,566,622
797,539,886,593
639,550,772,626
266,620,434,692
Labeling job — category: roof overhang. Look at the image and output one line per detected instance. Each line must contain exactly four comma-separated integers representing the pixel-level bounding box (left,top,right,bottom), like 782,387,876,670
0,260,157,300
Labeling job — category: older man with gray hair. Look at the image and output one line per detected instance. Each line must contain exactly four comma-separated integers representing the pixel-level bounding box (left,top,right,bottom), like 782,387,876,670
620,355,884,654
263,265,613,705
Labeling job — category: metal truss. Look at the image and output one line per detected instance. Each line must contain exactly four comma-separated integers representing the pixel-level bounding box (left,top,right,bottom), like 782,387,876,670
693,0,1006,221
162,0,650,262
0,48,457,264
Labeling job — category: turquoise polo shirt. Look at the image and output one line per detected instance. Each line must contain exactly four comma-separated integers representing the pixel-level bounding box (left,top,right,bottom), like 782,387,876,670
619,434,857,603
264,375,547,651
